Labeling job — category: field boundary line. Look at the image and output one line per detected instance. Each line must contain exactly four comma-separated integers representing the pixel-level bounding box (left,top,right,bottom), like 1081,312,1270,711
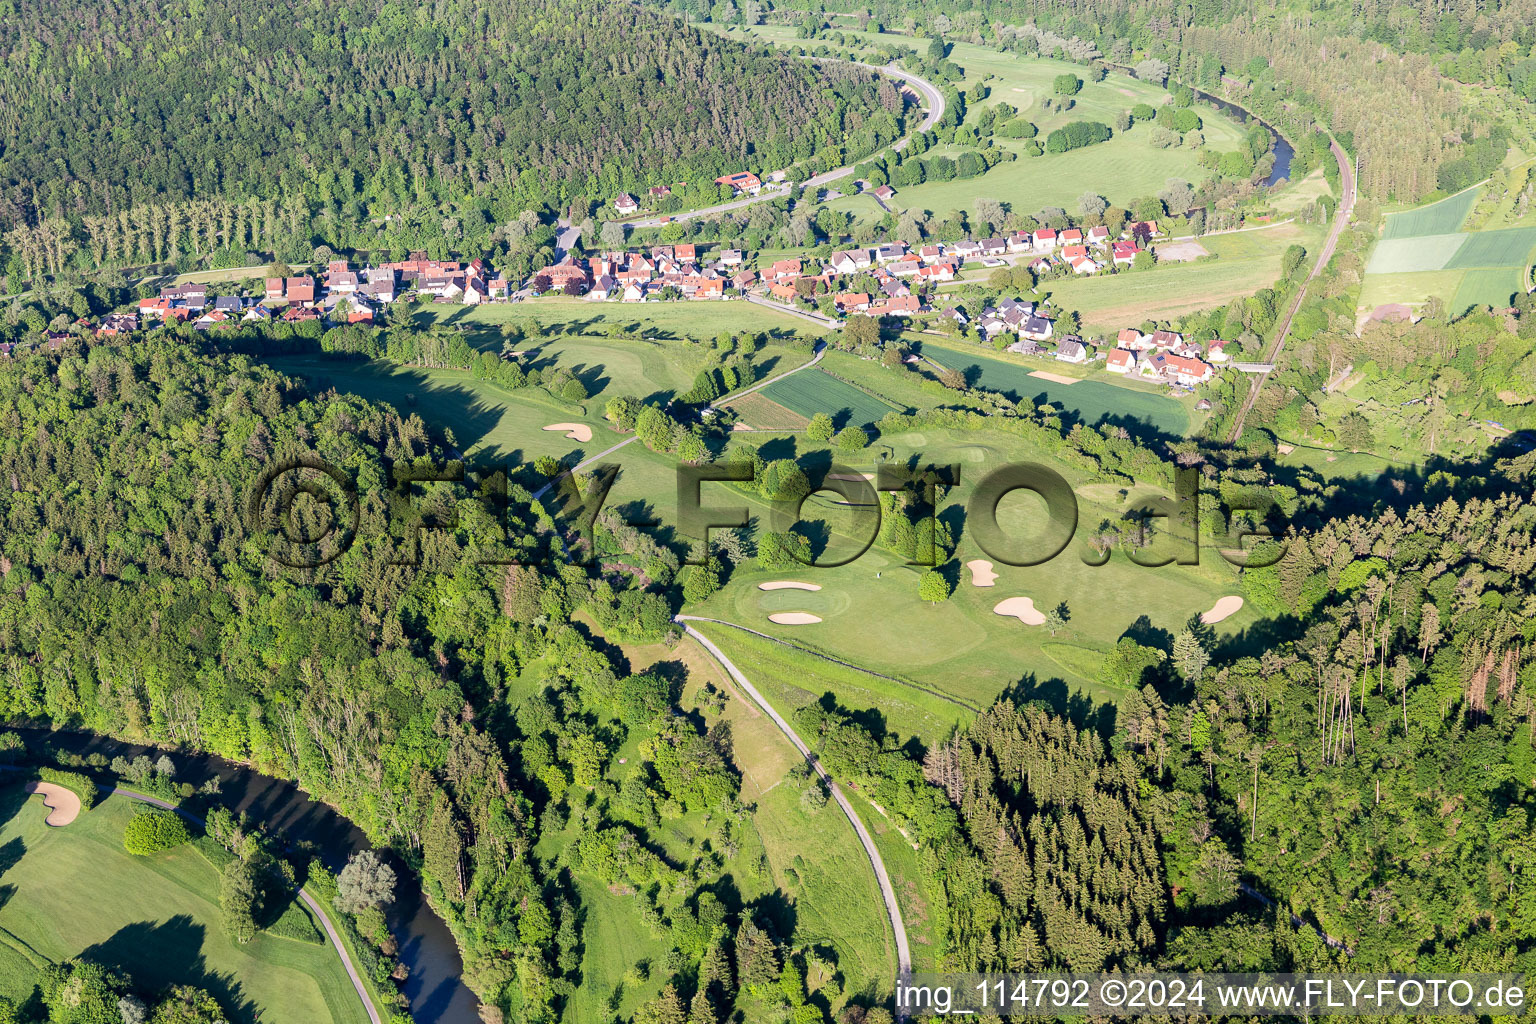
678,615,981,712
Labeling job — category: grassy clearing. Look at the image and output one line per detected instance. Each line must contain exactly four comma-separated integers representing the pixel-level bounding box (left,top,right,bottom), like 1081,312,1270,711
416,297,834,340
1451,266,1525,312
916,339,1190,436
759,368,903,428
690,421,1251,712
1040,222,1321,334
265,356,612,467
1357,270,1466,310
1269,169,1333,213
1443,225,1536,269
1379,186,1480,239
726,391,811,430
1363,233,1467,274
0,791,366,1024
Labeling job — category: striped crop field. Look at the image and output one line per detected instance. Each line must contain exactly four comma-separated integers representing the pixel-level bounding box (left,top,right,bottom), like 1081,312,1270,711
759,369,902,428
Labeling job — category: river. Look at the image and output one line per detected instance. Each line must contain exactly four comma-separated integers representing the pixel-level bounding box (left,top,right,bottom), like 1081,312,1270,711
1101,63,1294,187
1192,87,1295,186
18,729,480,1024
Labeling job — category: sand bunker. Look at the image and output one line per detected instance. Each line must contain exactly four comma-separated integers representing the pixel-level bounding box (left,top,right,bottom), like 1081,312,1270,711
24,781,80,827
993,597,1045,625
1029,370,1079,386
1200,595,1244,624
758,581,822,592
1277,443,1296,455
543,422,593,442
768,612,822,625
967,559,997,587
827,472,876,482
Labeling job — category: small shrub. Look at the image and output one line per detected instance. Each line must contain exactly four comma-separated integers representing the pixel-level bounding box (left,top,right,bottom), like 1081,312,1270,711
38,767,97,811
122,807,192,855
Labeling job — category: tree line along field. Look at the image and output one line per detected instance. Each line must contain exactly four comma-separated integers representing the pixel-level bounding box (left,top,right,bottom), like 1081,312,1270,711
917,339,1191,436
1361,182,1536,314
0,791,365,1024
714,23,1255,218
521,622,898,1022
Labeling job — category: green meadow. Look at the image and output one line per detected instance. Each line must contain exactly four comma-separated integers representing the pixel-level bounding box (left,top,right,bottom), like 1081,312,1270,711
0,791,366,1024
713,24,1254,219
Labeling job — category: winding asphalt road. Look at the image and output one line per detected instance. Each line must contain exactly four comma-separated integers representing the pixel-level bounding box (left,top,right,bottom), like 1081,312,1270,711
676,616,913,980
1227,137,1356,441
104,785,384,1024
630,61,944,228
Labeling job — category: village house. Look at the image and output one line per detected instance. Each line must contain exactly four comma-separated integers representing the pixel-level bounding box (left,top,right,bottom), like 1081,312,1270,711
1118,328,1154,352
286,275,316,305
979,238,1008,258
1067,253,1098,274
138,295,175,318
870,294,921,317
264,278,286,302
1111,240,1140,266
589,275,618,300
160,283,208,310
1086,225,1111,247
719,249,743,267
1020,315,1054,342
1055,338,1089,364
1206,340,1230,363
876,242,907,263
96,313,138,337
939,306,968,326
830,249,872,275
613,193,639,215
623,282,647,302
648,185,672,200
835,292,871,313
1007,232,1033,254
1033,229,1058,252
768,282,798,302
766,258,802,283
1106,349,1137,374
1150,329,1183,349
1151,351,1214,386
1006,337,1042,356
1059,228,1084,246
872,184,896,202
714,171,762,195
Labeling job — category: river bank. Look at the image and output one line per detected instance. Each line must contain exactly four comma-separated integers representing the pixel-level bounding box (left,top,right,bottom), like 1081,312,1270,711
13,727,479,1024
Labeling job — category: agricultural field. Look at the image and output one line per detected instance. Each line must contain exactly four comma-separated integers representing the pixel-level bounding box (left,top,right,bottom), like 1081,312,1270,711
1361,183,1536,314
757,368,903,428
1378,186,1481,240
1034,221,1323,334
0,790,365,1024
915,339,1192,437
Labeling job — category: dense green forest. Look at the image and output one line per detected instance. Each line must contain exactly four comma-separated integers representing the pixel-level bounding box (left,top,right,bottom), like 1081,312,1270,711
0,0,897,281
4,309,1536,1018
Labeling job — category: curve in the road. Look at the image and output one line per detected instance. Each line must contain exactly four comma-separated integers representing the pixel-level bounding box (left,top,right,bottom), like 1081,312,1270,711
631,60,943,228
676,617,913,978
106,785,384,1024
1227,136,1355,441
